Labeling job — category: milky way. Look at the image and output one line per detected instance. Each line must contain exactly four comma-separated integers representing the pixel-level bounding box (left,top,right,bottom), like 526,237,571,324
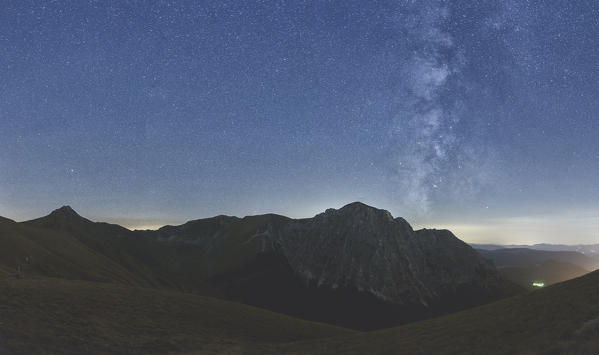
384,1,467,216
1,1,599,243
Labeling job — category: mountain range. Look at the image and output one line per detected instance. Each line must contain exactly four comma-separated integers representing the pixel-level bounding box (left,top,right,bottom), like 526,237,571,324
2,202,517,330
472,243,599,257
474,247,599,289
2,203,598,353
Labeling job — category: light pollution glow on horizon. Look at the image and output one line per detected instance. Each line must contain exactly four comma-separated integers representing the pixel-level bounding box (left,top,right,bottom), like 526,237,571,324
6,203,595,246
117,212,599,245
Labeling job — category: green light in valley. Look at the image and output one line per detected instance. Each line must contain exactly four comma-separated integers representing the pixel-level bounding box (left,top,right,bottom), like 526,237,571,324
532,282,544,288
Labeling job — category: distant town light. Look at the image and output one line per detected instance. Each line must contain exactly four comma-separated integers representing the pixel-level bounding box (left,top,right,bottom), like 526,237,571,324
532,282,544,288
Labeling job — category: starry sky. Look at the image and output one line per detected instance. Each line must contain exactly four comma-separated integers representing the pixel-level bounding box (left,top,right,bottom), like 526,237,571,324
1,1,599,244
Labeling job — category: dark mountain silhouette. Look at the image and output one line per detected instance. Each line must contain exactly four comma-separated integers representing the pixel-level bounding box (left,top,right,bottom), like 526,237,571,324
2,203,519,330
137,202,519,329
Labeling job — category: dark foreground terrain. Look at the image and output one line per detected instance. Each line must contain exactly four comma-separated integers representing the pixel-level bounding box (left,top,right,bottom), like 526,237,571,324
0,277,351,354
269,269,599,354
0,272,598,354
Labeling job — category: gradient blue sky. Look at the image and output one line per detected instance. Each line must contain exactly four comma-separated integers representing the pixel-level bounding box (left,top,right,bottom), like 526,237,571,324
1,1,598,243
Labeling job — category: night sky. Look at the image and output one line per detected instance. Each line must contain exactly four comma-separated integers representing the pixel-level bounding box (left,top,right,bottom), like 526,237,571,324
1,1,598,244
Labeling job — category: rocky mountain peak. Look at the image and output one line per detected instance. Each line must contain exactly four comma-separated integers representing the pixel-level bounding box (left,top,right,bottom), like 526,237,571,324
50,205,80,217
26,205,91,229
129,202,513,324
318,202,397,224
261,203,503,306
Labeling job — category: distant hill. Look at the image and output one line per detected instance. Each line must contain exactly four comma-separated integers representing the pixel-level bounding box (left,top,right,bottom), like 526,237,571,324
476,248,599,271
517,243,599,257
476,248,598,288
3,207,211,292
0,203,519,330
0,211,154,285
498,260,590,290
472,243,599,258
469,243,506,250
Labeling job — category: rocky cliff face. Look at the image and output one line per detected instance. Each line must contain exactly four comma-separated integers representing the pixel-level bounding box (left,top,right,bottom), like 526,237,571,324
21,203,516,330
261,202,503,306
146,202,509,309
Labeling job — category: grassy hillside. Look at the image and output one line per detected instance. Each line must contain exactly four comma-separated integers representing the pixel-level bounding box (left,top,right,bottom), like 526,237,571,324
2,271,598,354
22,207,212,290
0,277,352,354
270,270,599,354
1,210,239,295
14,208,292,296
0,216,153,285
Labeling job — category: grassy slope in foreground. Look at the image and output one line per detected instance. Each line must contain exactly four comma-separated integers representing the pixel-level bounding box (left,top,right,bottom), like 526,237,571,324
272,270,599,354
0,278,352,354
0,216,156,286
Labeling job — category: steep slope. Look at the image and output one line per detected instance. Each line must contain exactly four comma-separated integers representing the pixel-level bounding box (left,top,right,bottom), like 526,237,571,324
6,203,518,330
139,213,291,278
270,269,599,354
268,203,510,305
141,202,519,329
0,214,153,285
0,277,352,354
21,207,215,292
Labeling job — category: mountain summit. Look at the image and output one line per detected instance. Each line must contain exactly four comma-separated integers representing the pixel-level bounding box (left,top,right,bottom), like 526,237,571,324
50,205,80,217
26,205,92,230
268,203,505,305
140,202,517,328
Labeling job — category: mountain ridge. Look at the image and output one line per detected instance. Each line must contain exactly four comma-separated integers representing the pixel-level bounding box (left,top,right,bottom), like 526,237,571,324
134,202,519,328
2,202,520,329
